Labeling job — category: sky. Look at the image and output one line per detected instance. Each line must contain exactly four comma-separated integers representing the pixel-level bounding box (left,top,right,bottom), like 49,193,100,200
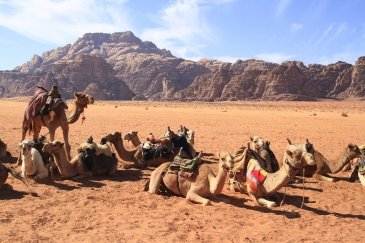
0,0,365,70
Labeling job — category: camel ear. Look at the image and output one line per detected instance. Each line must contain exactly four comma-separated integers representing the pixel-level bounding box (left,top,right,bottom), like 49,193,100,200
74,92,80,98
250,137,253,142
306,139,310,144
286,149,293,157
287,138,292,145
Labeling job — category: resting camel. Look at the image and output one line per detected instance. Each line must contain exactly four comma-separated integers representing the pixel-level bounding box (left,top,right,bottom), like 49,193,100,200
146,151,234,205
102,132,175,167
42,140,117,179
21,91,94,162
306,144,361,182
286,139,361,181
230,142,316,208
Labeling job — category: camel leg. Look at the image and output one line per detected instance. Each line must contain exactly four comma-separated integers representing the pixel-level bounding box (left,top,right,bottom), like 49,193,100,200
257,198,277,208
186,191,211,206
358,172,365,186
313,173,334,182
61,124,71,161
148,163,169,194
248,193,261,206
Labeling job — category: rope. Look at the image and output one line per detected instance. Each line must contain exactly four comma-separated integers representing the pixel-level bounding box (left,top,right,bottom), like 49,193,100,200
300,168,305,209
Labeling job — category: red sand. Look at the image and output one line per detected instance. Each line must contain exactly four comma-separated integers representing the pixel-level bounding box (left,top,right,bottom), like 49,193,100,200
0,100,365,242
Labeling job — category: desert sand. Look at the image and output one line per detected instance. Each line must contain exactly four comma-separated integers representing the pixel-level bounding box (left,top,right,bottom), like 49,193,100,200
0,99,365,242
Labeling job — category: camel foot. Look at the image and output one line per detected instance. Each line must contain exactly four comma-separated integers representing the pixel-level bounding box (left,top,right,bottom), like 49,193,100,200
258,198,277,208
202,199,211,206
313,174,335,182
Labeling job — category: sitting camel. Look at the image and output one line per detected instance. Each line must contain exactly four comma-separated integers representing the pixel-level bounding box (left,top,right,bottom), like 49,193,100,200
286,139,361,181
42,140,117,179
230,142,316,208
102,131,175,168
21,87,94,162
19,140,49,181
146,151,234,205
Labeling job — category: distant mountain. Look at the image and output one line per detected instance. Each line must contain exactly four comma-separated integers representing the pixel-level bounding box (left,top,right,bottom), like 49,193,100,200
0,31,364,101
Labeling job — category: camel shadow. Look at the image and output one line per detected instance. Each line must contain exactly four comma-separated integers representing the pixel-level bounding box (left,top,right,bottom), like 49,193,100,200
277,193,365,220
218,193,301,219
88,168,144,183
287,184,323,192
0,184,30,200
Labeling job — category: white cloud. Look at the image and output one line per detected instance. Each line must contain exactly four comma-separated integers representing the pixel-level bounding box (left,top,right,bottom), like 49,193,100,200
290,23,303,34
0,0,131,45
276,0,292,16
254,53,295,63
141,0,234,59
318,52,357,65
316,24,334,46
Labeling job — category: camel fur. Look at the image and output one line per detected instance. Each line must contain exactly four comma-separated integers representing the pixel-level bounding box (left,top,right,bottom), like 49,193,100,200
77,137,113,157
230,142,316,208
21,91,94,162
147,152,234,205
19,139,49,181
42,140,117,179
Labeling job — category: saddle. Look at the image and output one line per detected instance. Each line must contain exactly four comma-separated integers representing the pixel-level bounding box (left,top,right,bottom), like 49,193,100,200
168,154,201,178
24,86,67,122
141,142,172,160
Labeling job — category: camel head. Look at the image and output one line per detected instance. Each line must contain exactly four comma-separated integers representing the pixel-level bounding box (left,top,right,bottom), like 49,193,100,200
0,138,7,158
218,152,234,171
176,125,195,144
123,131,138,142
286,139,316,166
250,136,264,152
74,92,94,108
101,132,122,144
19,139,35,157
345,144,362,160
284,146,305,172
42,140,65,154
359,145,365,156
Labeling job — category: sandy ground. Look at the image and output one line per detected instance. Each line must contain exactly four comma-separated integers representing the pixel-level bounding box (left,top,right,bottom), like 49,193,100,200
0,99,365,242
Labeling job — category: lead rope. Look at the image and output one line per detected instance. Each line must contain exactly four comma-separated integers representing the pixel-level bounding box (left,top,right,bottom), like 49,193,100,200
300,168,305,209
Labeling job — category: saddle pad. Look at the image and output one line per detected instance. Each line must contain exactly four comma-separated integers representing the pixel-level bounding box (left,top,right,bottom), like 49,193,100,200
246,158,268,193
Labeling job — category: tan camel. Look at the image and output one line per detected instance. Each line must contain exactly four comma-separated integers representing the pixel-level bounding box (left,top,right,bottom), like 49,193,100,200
42,140,117,179
304,144,362,182
230,143,316,208
21,92,94,162
102,132,177,167
147,152,234,205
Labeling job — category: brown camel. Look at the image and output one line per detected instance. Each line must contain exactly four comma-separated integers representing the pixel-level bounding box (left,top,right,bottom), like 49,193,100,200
102,132,175,167
21,92,94,162
230,144,316,207
42,140,117,179
304,144,362,181
146,152,234,205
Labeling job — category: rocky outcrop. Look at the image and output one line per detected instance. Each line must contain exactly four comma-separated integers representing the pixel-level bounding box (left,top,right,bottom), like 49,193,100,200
1,31,365,101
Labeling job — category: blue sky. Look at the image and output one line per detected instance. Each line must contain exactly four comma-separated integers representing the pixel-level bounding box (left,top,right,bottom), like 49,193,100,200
0,0,364,70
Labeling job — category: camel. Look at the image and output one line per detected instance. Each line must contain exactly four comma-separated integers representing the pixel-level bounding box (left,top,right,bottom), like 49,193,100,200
285,139,361,181
146,151,234,205
304,144,362,182
42,140,117,179
102,132,175,168
21,91,94,162
19,140,49,181
230,142,316,208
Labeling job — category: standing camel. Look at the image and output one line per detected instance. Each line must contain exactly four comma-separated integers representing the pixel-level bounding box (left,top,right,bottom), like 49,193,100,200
146,152,234,205
22,91,94,161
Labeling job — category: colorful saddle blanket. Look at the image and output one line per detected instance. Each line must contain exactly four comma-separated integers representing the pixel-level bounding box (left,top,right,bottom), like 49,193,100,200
246,159,268,193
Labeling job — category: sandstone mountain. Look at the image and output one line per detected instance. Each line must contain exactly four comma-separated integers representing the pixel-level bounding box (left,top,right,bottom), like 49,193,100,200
0,31,364,101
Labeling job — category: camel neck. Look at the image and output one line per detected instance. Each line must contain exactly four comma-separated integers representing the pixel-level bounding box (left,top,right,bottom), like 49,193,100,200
67,101,84,124
261,162,295,195
212,164,229,194
52,149,77,177
319,149,352,174
112,139,135,162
